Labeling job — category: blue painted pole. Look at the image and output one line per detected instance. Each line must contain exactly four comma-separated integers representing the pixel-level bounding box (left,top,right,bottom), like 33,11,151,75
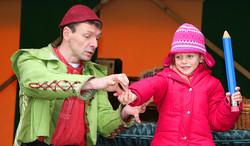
222,31,239,112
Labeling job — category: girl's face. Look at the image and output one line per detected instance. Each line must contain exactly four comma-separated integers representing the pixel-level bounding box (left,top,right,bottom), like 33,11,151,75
174,53,203,75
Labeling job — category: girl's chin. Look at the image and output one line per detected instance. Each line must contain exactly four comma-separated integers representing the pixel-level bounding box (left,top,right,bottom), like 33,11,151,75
181,70,192,75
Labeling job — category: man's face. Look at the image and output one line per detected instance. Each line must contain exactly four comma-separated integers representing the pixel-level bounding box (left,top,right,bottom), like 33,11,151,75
67,22,102,62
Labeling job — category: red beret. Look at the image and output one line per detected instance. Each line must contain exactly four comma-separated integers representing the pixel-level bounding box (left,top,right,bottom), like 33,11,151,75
59,4,102,27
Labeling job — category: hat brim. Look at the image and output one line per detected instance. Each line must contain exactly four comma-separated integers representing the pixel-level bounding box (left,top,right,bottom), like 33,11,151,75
162,50,215,68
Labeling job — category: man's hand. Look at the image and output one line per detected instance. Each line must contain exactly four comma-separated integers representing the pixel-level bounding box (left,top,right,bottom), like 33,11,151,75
121,97,153,123
82,73,129,93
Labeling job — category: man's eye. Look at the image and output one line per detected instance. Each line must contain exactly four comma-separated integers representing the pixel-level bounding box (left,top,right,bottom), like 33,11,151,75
84,35,90,39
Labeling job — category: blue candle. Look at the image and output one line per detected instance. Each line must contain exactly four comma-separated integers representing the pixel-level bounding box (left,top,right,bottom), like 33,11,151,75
222,31,239,112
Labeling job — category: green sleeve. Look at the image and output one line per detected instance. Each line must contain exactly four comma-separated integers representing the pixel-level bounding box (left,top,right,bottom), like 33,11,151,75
13,51,93,100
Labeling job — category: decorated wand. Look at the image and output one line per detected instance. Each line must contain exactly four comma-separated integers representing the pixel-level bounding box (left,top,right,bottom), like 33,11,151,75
222,31,239,112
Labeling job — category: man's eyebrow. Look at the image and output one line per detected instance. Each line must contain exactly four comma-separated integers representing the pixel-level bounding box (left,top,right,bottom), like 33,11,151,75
85,30,102,36
85,30,94,34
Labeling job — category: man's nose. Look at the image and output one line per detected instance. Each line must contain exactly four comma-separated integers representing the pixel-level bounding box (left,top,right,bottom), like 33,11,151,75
90,38,98,48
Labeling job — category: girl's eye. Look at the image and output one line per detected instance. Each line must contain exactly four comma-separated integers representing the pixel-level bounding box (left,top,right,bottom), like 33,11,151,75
175,56,181,59
188,55,193,58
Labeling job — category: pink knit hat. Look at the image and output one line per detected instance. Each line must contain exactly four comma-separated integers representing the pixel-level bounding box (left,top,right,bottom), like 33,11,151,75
59,4,102,27
162,23,215,68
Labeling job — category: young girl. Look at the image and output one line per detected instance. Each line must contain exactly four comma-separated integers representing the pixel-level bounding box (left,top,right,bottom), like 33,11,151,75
118,23,243,146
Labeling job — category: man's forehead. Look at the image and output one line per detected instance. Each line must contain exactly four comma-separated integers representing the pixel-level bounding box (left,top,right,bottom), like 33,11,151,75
76,22,102,34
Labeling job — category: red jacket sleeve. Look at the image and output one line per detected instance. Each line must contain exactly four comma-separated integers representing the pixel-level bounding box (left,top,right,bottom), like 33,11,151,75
208,81,243,132
129,73,168,107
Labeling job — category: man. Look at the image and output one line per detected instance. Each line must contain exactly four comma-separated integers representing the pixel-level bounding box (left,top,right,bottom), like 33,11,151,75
11,4,147,146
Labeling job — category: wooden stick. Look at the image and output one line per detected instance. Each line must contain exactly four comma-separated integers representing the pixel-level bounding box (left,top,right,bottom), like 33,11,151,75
206,38,250,79
0,75,17,92
151,0,185,25
51,0,113,47
92,0,112,13
151,0,250,80
51,36,62,48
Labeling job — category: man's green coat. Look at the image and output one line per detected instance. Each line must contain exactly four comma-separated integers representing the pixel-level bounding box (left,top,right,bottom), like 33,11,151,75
11,44,134,146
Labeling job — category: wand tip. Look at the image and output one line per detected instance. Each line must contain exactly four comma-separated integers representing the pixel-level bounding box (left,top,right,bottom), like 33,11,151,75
223,30,231,38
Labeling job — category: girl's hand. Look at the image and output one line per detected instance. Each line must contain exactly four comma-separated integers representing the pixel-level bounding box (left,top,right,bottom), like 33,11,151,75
117,90,138,105
226,86,242,104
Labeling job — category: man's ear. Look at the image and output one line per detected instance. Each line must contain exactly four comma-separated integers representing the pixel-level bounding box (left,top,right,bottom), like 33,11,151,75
63,26,71,41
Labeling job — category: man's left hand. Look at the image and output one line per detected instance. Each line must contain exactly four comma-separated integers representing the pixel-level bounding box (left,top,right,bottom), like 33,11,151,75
121,97,153,123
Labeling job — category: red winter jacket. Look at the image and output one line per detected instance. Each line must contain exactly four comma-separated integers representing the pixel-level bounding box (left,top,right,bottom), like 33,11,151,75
129,66,242,146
